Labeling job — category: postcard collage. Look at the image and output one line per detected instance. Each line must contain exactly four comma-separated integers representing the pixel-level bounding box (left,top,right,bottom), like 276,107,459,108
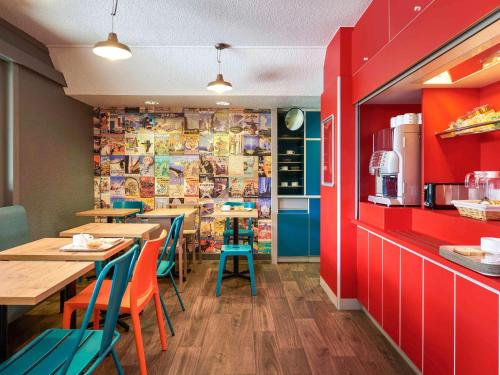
93,108,272,254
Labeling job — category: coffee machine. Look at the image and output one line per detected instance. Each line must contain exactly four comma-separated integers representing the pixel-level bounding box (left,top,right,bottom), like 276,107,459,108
368,123,421,206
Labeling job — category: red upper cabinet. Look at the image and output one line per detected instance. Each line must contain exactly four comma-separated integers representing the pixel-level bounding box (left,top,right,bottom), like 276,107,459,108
357,227,369,309
351,0,389,74
456,276,499,375
389,0,433,39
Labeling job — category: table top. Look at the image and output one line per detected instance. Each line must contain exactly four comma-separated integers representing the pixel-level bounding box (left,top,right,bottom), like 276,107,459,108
137,207,197,218
76,208,139,217
59,223,160,239
0,261,93,305
0,238,134,262
208,209,258,219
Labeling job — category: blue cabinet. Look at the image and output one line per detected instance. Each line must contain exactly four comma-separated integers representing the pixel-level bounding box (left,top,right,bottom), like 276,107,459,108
305,140,320,196
305,111,321,139
278,210,309,257
309,199,320,256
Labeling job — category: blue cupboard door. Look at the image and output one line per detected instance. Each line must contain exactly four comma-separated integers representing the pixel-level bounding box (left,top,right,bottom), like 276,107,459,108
309,199,320,256
278,210,309,257
305,111,321,139
305,140,320,196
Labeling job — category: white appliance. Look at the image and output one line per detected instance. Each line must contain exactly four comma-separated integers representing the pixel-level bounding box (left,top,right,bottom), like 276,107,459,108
368,123,422,206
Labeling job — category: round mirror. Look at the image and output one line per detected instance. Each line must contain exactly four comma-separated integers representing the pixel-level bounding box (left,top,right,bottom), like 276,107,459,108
285,108,304,131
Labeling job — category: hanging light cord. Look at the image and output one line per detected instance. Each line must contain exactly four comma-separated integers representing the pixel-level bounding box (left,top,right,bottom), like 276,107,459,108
217,48,222,74
110,0,119,33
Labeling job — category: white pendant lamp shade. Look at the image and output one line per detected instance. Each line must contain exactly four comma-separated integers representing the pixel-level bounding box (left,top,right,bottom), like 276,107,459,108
207,73,233,93
93,32,132,60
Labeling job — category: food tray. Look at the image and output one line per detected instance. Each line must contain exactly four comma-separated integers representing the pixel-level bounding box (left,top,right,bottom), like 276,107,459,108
439,246,500,276
60,238,124,252
451,200,500,221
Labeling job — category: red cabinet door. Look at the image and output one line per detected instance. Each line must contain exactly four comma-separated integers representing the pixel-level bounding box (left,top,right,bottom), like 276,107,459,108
389,0,433,39
400,250,423,370
368,235,383,324
351,0,390,74
382,241,400,344
456,276,499,375
423,261,454,375
357,227,369,309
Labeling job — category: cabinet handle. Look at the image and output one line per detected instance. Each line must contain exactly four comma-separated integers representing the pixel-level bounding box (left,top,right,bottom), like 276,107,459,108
414,5,422,11
363,56,369,62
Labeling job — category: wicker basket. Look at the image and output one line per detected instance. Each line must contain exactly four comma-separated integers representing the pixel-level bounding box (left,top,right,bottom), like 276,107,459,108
451,200,500,221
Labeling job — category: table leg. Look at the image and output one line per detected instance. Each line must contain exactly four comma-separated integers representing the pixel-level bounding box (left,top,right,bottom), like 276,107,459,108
233,217,239,274
64,281,77,329
178,218,185,292
0,305,7,361
107,216,113,224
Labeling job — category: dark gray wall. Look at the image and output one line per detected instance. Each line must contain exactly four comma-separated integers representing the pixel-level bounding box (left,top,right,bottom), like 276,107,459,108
16,66,93,239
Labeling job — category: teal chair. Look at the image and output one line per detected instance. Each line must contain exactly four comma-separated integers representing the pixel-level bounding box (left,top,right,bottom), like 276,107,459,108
112,200,144,222
0,206,32,323
157,215,185,336
222,202,255,247
0,245,139,375
216,244,256,297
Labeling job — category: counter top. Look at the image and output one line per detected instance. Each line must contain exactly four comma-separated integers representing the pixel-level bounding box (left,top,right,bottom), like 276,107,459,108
354,219,500,292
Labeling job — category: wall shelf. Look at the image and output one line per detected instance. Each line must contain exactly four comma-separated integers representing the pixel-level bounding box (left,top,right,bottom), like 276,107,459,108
435,120,500,138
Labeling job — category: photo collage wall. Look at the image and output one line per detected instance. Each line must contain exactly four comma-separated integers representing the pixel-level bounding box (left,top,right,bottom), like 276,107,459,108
93,108,272,254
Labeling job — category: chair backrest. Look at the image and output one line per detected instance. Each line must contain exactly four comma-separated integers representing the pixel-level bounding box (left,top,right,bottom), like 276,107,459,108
0,205,29,251
130,230,167,310
112,200,144,214
61,245,139,374
158,215,184,270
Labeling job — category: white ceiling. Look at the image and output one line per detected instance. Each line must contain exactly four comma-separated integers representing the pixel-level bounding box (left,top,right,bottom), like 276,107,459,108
0,0,370,108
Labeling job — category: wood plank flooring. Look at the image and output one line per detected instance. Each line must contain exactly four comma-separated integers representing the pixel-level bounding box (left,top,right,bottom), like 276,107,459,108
8,262,414,374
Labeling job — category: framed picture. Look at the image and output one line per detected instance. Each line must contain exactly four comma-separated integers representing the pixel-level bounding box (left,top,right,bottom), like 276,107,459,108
321,115,334,186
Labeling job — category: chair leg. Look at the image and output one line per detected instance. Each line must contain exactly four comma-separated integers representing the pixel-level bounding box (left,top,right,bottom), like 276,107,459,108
159,294,175,336
131,311,147,375
93,308,101,330
153,291,168,351
111,347,125,375
246,253,257,296
215,253,226,297
62,304,75,329
169,272,185,311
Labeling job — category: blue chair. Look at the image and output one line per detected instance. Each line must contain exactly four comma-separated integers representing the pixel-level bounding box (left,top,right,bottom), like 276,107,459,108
112,200,144,222
0,245,139,375
216,244,256,297
157,215,185,336
222,202,255,247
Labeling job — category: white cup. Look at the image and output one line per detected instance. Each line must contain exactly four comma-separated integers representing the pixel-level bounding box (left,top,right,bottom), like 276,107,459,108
281,182,289,187
73,233,94,248
280,166,289,171
291,181,299,187
286,150,295,155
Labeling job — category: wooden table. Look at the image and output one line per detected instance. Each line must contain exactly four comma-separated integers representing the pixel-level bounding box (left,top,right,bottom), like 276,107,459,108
59,223,160,243
0,261,93,360
0,238,134,262
209,209,258,280
76,208,140,223
138,208,198,291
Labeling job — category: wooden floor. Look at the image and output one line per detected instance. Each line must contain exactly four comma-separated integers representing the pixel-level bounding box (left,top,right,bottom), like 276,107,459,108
9,262,414,375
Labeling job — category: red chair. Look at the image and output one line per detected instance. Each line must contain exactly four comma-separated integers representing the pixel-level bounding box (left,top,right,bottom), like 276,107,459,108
63,230,167,375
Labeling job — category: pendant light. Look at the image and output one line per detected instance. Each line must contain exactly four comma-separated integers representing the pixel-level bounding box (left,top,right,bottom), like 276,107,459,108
93,0,132,60
207,43,233,93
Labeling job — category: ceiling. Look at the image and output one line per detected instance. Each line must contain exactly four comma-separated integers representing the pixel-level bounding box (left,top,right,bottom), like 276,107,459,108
0,0,370,109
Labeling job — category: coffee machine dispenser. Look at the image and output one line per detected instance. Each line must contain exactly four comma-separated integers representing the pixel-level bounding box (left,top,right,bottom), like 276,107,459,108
368,123,421,206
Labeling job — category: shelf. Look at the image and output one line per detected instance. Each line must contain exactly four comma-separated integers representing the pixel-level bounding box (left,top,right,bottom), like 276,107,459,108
279,186,303,188
278,137,303,140
277,153,303,156
278,161,303,164
278,170,303,172
435,120,500,138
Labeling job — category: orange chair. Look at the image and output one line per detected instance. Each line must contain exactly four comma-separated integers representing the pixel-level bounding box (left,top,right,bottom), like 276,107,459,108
63,230,168,375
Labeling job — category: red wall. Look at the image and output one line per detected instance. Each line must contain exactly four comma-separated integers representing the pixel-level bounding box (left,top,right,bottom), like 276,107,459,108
480,81,500,171
320,27,356,298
